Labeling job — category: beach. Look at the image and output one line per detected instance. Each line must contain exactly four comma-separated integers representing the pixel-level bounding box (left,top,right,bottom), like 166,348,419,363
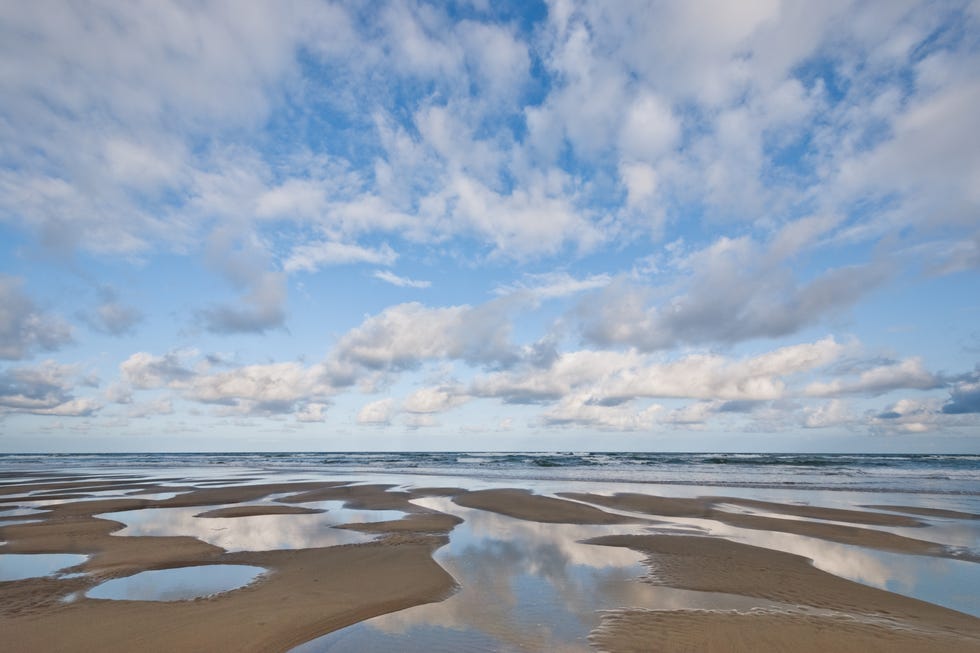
1,454,978,652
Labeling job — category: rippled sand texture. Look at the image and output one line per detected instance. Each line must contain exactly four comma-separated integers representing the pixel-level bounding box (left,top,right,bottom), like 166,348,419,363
1,468,978,652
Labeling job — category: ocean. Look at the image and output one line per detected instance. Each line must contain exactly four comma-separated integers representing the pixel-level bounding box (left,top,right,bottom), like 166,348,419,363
1,451,977,495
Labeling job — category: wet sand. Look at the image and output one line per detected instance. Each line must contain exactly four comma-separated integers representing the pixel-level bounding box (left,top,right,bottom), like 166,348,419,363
559,491,976,561
1,472,978,652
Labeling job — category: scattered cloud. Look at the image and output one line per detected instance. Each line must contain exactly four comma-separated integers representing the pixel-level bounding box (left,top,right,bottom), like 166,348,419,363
199,229,287,334
78,287,142,336
803,400,857,429
494,271,611,299
332,300,518,371
1,2,977,445
403,386,468,414
373,270,431,289
286,242,398,273
357,398,395,425
120,351,195,389
942,370,980,414
0,360,99,417
578,234,892,351
805,358,943,397
472,337,845,408
0,276,73,360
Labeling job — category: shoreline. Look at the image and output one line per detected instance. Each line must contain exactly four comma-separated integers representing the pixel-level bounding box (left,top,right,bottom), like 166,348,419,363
1,469,978,652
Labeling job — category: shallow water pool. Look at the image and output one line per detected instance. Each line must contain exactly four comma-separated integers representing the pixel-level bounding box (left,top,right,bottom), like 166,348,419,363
85,564,266,601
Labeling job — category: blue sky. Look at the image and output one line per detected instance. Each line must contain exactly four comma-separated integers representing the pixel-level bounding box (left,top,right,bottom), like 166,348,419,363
1,0,978,453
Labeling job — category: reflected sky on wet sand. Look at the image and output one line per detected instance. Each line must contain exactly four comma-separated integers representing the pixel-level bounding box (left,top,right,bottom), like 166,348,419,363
85,564,266,601
3,468,976,651
293,497,778,653
0,553,88,581
97,500,406,552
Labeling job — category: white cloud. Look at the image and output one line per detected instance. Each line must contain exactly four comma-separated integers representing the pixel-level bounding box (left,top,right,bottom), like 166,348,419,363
332,301,517,371
578,235,890,350
0,275,73,360
459,20,530,102
663,401,717,428
805,358,942,397
473,337,844,406
296,402,329,423
120,351,195,389
285,241,398,273
119,349,342,419
619,161,660,209
373,270,431,289
494,271,611,299
803,399,856,429
255,179,328,221
184,361,335,415
1,1,977,445
435,172,603,259
542,393,662,431
0,360,99,417
403,387,468,414
618,92,680,163
105,382,133,405
357,397,395,425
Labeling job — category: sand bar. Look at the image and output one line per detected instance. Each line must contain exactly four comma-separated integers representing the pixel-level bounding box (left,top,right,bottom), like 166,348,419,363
561,491,974,560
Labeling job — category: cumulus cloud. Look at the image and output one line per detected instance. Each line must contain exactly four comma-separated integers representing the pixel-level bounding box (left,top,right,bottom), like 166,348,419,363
0,275,73,360
357,398,395,425
805,358,943,397
871,397,946,434
803,400,856,429
120,351,195,389
119,349,339,420
578,235,891,351
332,300,517,371
472,337,844,411
662,401,717,428
542,393,662,431
0,360,99,417
184,361,336,417
403,386,469,414
0,1,341,254
2,2,978,443
1,0,975,269
296,402,329,422
942,371,980,414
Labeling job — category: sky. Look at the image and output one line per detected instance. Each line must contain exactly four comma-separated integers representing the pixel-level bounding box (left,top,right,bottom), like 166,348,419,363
1,0,979,453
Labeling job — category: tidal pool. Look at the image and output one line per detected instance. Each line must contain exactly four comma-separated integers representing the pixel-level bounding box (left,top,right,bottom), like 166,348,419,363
292,497,774,653
85,564,267,601
0,553,88,581
98,500,406,552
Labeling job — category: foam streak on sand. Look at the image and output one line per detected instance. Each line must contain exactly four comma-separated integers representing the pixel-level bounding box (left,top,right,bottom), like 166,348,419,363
0,466,978,652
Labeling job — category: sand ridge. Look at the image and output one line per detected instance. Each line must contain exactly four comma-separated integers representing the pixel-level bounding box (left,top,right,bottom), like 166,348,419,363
560,491,974,560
